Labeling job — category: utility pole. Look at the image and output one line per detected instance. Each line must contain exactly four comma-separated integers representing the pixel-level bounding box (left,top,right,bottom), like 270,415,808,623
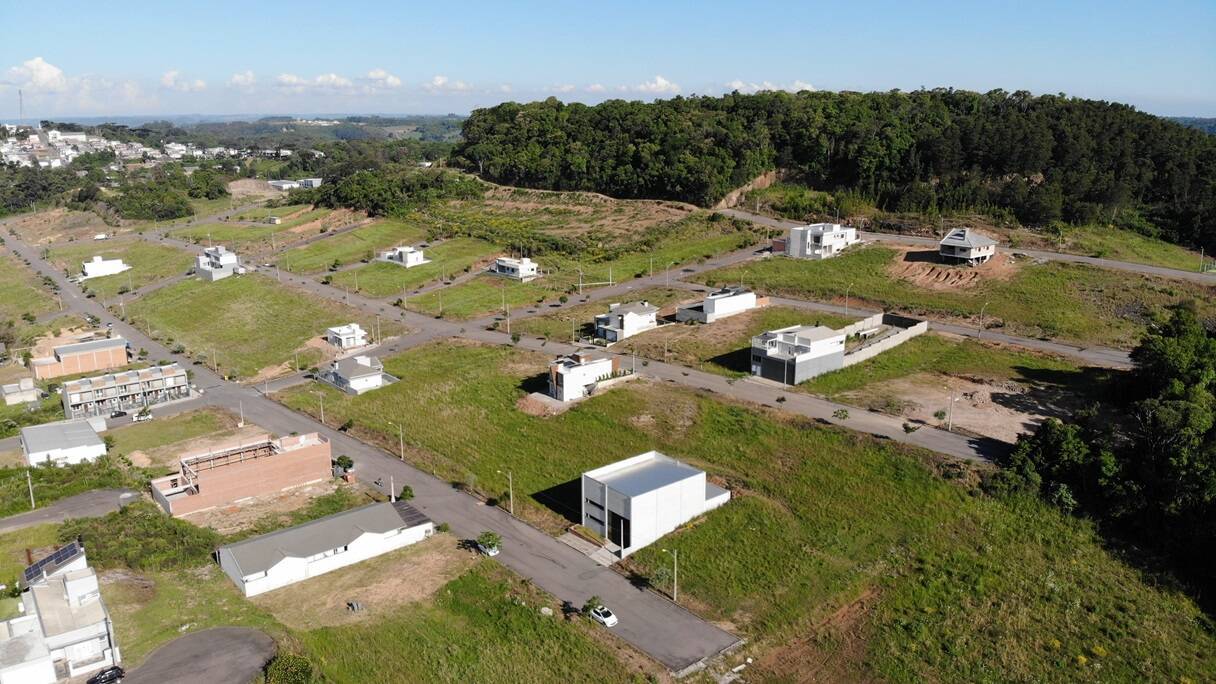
498,469,514,516
390,475,396,502
390,421,404,460
26,469,35,510
238,400,244,427
314,391,325,424
845,282,854,317
663,548,678,603
946,387,956,432
978,301,990,339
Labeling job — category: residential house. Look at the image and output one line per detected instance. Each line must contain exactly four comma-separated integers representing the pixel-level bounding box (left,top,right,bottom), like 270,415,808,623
19,420,107,466
266,216,282,225
489,256,539,281
380,245,428,268
581,451,730,558
784,223,860,260
60,363,190,419
750,325,847,384
267,180,300,191
79,256,130,281
0,543,121,683
676,287,758,324
196,245,240,281
1,378,39,406
548,353,619,402
297,178,323,188
150,433,331,517
322,355,394,395
594,301,659,342
939,228,997,265
325,324,368,350
216,501,434,597
31,337,129,381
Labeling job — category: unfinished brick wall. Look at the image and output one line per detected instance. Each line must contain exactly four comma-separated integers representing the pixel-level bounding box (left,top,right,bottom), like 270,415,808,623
165,438,332,516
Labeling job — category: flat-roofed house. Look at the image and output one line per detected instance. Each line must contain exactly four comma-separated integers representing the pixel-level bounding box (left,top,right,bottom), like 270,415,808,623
1,377,39,406
19,420,107,466
676,287,758,324
938,228,997,265
785,223,860,260
594,301,659,342
79,255,131,281
297,178,323,188
581,451,729,558
150,433,332,517
267,180,300,191
60,363,190,419
548,353,619,402
325,323,368,350
323,355,395,395
489,256,539,281
31,336,129,380
196,245,240,281
380,245,429,268
750,325,847,384
216,501,434,597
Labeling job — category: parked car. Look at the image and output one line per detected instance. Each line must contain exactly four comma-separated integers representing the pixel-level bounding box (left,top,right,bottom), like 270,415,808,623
109,410,128,419
87,666,125,684
476,541,500,557
133,412,153,423
589,605,618,627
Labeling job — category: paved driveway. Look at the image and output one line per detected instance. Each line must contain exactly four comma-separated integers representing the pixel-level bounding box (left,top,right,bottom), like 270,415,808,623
0,488,138,533
123,628,275,684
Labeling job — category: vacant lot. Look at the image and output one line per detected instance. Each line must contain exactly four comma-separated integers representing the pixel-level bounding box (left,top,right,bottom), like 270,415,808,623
49,237,193,297
279,217,429,273
125,274,403,379
276,341,1216,681
5,208,112,244
232,204,312,221
170,208,354,254
511,287,695,340
698,246,1216,348
329,237,499,297
0,248,58,331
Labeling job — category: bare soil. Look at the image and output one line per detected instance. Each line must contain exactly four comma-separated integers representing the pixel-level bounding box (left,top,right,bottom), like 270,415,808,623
30,326,98,358
287,208,368,236
184,480,344,535
250,336,337,384
887,246,1018,291
479,185,697,238
227,178,280,201
251,534,477,629
751,587,881,683
7,208,115,245
126,422,258,469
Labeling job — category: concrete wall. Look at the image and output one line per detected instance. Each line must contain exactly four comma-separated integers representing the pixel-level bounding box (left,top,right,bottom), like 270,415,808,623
32,346,128,380
842,317,928,367
164,440,332,516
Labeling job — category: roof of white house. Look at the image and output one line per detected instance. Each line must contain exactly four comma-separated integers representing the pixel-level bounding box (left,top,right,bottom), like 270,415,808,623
605,301,658,315
327,323,365,335
551,352,611,374
219,501,430,578
705,286,752,300
333,355,383,379
939,228,997,249
203,245,232,256
795,222,851,234
20,420,104,455
585,451,703,497
759,324,842,344
495,256,536,266
31,570,106,637
61,362,186,393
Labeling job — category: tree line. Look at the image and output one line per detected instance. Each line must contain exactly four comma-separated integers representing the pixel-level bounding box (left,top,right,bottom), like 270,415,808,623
452,89,1216,251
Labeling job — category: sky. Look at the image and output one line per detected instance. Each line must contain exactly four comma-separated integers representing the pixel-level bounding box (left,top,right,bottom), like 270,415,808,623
1,0,1214,120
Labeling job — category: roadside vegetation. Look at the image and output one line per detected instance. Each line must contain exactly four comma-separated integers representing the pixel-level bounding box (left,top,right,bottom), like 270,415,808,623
0,456,137,518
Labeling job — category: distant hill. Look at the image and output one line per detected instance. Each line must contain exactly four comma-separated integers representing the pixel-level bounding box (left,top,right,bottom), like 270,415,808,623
1171,117,1216,134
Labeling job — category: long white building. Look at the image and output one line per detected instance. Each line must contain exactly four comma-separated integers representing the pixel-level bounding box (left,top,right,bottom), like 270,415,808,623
79,256,131,281
594,301,659,342
676,287,758,324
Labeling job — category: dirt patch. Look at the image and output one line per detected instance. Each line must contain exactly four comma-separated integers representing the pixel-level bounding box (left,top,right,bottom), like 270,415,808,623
227,178,280,201
184,480,346,535
252,534,476,629
127,422,259,469
30,326,100,358
478,185,696,239
6,208,114,245
288,208,369,236
887,246,1018,291
751,587,881,683
250,336,337,383
516,393,559,417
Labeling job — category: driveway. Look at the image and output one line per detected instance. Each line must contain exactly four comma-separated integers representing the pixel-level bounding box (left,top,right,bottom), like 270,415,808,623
0,488,139,533
123,627,275,684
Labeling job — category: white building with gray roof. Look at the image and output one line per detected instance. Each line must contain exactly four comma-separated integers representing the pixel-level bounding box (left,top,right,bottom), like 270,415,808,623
594,301,659,342
939,228,997,265
321,355,396,395
19,420,107,467
216,501,434,597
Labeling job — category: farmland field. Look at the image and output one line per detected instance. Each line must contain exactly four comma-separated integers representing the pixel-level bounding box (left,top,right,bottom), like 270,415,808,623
697,246,1216,348
124,274,404,379
48,238,193,297
279,217,429,273
275,341,1216,682
329,237,499,297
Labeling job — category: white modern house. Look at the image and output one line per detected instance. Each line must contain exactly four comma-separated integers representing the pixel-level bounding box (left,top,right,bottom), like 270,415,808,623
1,378,39,406
267,180,300,191
325,323,368,350
751,325,847,384
0,542,121,684
595,301,659,342
548,353,620,402
79,256,130,281
676,287,758,324
19,420,107,466
939,228,997,265
581,451,730,558
196,245,241,281
784,223,860,260
323,355,395,395
297,178,323,188
216,501,434,597
489,256,539,281
380,245,429,268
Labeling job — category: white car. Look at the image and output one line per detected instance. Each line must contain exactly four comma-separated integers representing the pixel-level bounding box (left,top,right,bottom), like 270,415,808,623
476,542,500,557
589,605,618,628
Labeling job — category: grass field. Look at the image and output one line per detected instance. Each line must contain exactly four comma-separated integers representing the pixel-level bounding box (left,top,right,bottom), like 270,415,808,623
0,523,59,586
0,396,68,440
279,217,429,273
1041,224,1205,272
275,341,1215,681
232,204,311,221
697,246,1216,348
125,274,402,379
0,249,58,336
169,222,291,251
329,237,499,297
511,287,695,340
615,305,856,377
48,238,193,298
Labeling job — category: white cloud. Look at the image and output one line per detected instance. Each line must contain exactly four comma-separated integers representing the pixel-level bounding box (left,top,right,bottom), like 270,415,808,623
161,69,207,92
1,56,68,92
724,79,815,94
498,84,513,93
274,72,354,94
633,75,681,95
228,70,257,90
546,84,576,93
364,68,402,89
423,75,471,93
585,83,606,93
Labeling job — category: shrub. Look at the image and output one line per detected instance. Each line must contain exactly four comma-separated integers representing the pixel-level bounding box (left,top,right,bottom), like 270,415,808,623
398,485,414,501
265,654,315,684
58,501,221,570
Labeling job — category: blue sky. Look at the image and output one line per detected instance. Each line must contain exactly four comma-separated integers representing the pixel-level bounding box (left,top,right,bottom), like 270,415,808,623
2,0,1213,118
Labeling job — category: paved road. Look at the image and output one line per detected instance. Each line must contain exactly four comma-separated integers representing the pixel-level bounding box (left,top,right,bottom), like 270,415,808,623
719,208,1216,285
123,627,276,684
0,488,139,533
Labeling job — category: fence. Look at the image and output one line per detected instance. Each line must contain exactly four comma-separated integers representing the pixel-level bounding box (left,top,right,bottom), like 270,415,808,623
841,313,928,367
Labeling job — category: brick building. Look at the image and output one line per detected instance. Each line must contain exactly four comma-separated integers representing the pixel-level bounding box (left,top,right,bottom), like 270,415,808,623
150,433,332,517
31,337,129,380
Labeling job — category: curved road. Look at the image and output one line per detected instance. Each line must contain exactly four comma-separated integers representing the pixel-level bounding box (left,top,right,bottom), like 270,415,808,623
0,488,139,533
123,627,275,684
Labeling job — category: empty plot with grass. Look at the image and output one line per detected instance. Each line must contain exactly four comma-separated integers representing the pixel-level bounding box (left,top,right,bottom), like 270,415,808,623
0,249,57,334
48,238,193,297
511,287,694,340
169,222,293,251
329,237,499,297
125,274,402,379
232,204,311,221
280,218,429,273
697,246,1216,348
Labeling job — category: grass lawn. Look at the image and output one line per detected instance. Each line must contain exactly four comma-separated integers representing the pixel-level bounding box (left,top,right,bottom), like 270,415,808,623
108,408,237,455
405,275,558,319
48,238,193,298
697,246,1216,349
1049,224,1206,272
0,455,135,519
124,274,403,379
232,204,311,221
0,249,58,337
275,341,1215,681
169,222,291,252
329,237,500,297
511,287,695,341
615,305,856,377
0,523,59,586
188,196,243,218
280,217,429,273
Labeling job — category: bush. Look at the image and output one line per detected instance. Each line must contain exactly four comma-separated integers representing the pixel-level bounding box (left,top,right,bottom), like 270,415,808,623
58,501,221,570
265,654,315,684
398,485,414,501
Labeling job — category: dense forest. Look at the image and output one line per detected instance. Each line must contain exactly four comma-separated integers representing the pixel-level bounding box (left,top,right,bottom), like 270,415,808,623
453,90,1216,251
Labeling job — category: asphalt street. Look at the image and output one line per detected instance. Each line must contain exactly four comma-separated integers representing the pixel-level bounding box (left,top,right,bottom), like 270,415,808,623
123,627,276,684
0,488,139,533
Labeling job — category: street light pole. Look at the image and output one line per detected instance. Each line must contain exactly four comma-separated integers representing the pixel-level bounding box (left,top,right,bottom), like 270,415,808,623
978,301,991,339
662,548,678,603
313,391,325,424
946,386,955,432
498,469,514,516
389,421,404,460
844,282,854,317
